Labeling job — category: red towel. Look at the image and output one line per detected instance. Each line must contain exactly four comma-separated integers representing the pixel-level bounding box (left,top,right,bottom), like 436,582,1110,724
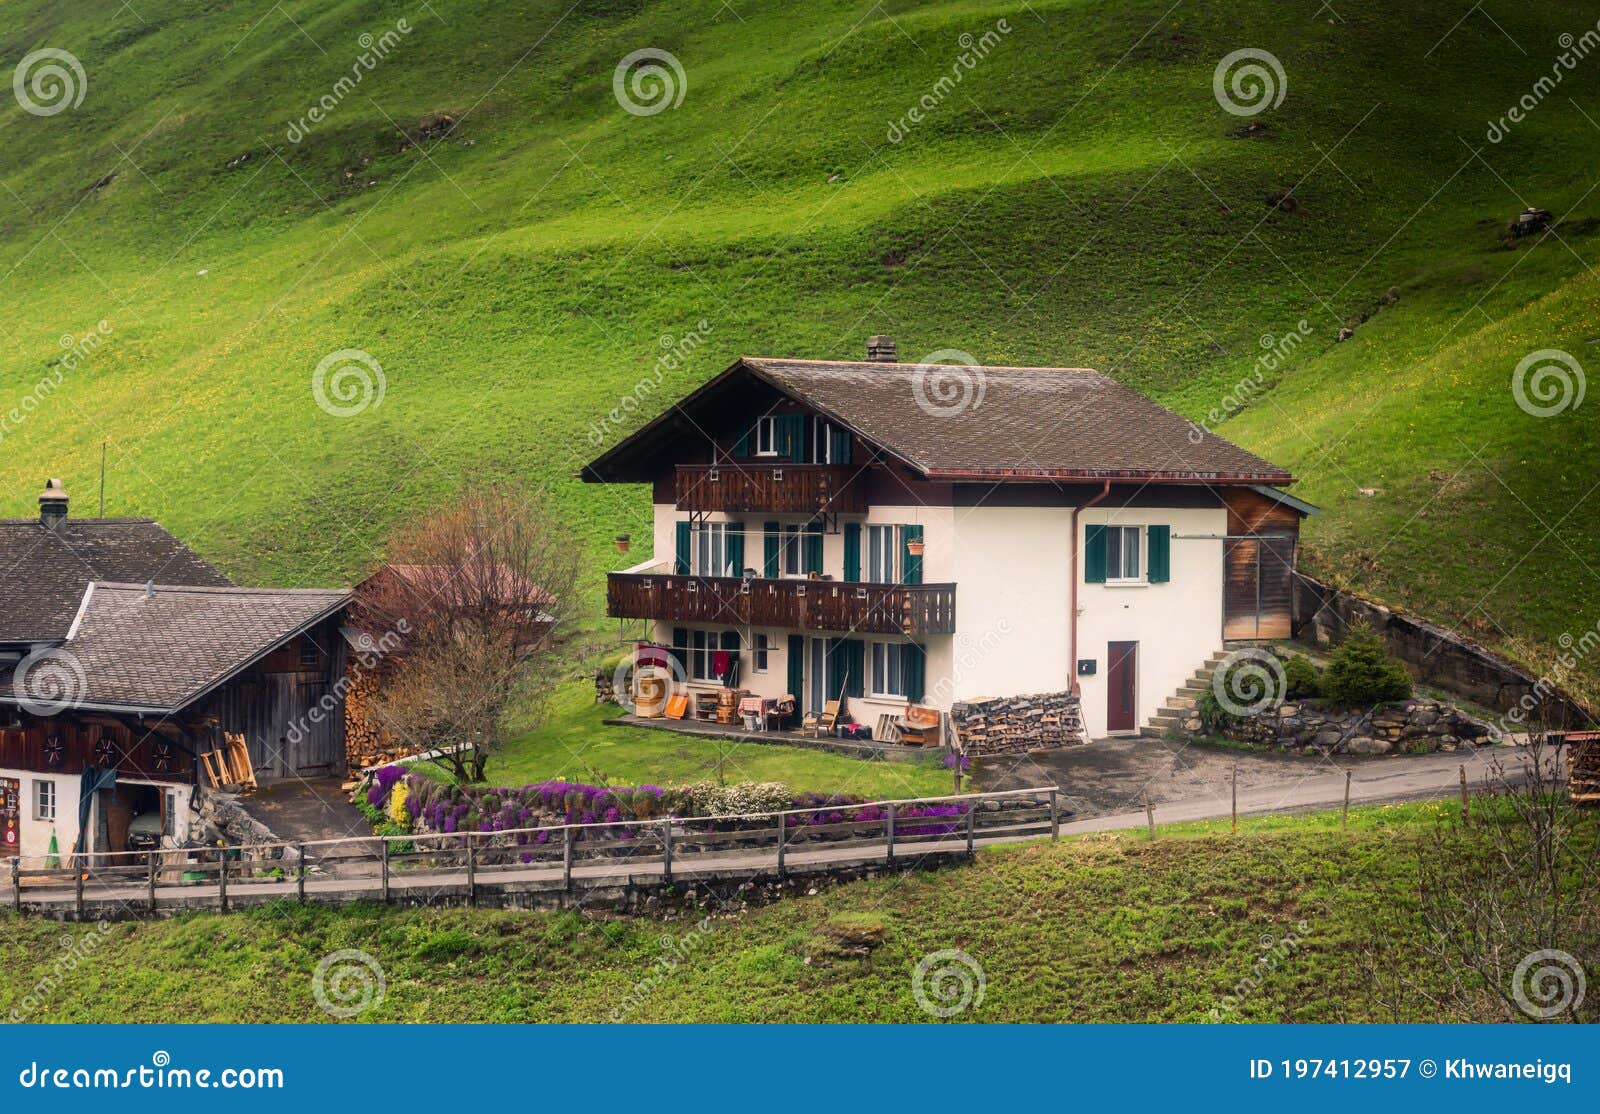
712,650,731,676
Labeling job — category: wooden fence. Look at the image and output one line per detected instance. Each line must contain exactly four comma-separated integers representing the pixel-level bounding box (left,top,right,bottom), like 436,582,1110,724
7,787,1061,919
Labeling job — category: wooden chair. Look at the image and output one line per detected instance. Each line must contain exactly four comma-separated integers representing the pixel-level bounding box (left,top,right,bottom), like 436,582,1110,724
817,699,843,735
895,704,942,747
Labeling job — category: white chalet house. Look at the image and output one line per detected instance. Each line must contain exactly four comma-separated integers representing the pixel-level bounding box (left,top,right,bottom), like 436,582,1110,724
583,339,1315,744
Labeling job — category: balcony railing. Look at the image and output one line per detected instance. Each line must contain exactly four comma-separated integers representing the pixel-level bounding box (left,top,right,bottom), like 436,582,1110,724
606,570,956,636
674,464,866,515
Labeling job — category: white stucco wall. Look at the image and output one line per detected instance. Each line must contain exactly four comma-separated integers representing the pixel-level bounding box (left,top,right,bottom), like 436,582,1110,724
1,769,195,866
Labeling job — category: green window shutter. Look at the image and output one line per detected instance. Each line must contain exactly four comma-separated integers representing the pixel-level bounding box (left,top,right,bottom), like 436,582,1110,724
1084,524,1108,584
830,424,851,465
846,639,865,699
777,414,804,462
803,529,823,575
674,521,692,575
825,638,846,701
901,525,923,585
903,643,926,704
786,634,805,700
732,421,751,457
1147,524,1171,584
727,523,745,577
762,522,780,578
842,523,862,582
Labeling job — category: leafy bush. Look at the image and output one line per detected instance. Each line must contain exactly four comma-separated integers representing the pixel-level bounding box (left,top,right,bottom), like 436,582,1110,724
1195,687,1235,733
679,781,792,817
1283,654,1323,699
1323,623,1413,707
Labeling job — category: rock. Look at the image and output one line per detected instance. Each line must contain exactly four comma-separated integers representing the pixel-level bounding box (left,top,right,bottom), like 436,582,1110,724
1346,736,1393,755
1278,704,1300,717
1337,327,1355,342
1410,708,1439,726
1313,730,1345,749
1184,717,1203,732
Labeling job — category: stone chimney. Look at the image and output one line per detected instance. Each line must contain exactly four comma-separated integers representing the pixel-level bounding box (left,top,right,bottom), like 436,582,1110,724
866,335,897,362
38,478,68,529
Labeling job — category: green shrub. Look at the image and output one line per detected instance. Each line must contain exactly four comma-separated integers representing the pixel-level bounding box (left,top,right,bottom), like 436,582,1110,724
1323,623,1413,706
1195,687,1235,734
1283,654,1323,699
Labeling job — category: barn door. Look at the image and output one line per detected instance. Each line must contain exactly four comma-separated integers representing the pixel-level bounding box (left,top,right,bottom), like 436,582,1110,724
1223,534,1296,640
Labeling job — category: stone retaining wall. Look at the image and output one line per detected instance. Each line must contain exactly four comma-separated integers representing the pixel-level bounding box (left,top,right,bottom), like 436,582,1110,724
952,690,1085,755
1294,574,1593,729
1207,698,1499,755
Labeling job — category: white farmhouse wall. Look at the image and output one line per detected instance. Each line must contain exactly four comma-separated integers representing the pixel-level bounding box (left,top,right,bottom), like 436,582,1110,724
1076,504,1226,737
1,770,196,865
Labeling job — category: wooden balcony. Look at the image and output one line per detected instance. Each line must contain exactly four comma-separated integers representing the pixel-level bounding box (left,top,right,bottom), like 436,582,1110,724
607,572,956,636
674,464,866,515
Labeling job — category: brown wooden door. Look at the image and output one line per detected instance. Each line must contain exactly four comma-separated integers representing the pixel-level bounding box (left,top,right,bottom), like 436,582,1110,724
1107,642,1138,733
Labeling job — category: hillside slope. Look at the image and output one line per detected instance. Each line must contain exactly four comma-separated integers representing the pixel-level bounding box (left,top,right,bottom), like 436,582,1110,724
1,0,1596,698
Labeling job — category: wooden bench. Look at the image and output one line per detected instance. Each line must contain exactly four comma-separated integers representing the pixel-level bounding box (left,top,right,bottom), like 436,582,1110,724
894,704,942,747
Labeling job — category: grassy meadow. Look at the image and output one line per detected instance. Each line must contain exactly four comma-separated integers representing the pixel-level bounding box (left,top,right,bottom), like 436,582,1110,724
0,0,1597,704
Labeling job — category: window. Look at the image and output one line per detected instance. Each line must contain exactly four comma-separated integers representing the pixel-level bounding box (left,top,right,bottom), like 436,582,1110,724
753,633,770,672
754,416,778,456
866,525,898,583
872,643,908,698
33,779,55,822
689,629,716,681
812,420,840,463
299,638,320,670
780,524,804,577
1106,525,1142,582
694,522,733,577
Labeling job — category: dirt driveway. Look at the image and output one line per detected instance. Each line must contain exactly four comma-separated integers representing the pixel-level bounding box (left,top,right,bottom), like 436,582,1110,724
975,735,1510,823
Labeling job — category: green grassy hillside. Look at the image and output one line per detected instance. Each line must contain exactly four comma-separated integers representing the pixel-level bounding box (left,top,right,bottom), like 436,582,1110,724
2,0,1596,698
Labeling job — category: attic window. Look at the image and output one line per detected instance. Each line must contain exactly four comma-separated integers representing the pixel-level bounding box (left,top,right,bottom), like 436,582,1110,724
754,416,778,456
299,639,320,670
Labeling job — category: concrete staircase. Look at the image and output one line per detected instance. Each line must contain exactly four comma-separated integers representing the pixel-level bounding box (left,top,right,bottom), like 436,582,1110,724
1141,650,1230,739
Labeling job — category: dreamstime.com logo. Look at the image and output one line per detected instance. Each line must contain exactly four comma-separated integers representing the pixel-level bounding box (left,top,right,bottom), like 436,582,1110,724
911,349,985,417
13,48,86,116
12,647,87,716
1212,648,1286,718
1511,949,1586,1020
1511,348,1586,417
312,949,386,1018
1213,48,1286,117
312,348,386,417
613,48,686,116
912,949,986,1018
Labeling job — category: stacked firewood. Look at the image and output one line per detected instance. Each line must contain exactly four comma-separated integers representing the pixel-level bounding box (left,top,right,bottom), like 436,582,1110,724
1566,732,1600,805
344,667,416,769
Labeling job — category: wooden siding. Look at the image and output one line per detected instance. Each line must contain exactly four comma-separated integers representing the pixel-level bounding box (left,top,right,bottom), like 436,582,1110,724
1221,487,1302,537
1223,535,1296,640
674,463,867,515
0,718,194,784
607,573,956,635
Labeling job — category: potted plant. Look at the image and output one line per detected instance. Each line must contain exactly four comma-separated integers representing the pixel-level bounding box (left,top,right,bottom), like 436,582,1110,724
615,534,631,553
906,538,926,556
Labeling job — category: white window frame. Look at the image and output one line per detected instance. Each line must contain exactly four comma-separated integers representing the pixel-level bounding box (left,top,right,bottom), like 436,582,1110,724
871,642,908,699
780,524,806,577
33,779,55,822
753,633,770,673
866,524,898,584
812,420,838,464
754,416,779,457
694,522,731,577
689,629,716,681
1106,525,1144,584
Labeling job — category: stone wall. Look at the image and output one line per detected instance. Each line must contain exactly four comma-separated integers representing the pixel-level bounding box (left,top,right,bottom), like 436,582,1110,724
1294,574,1593,729
952,690,1085,755
1211,698,1499,755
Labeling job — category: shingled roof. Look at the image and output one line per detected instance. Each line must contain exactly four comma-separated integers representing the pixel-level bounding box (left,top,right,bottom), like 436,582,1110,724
0,517,233,643
0,583,351,713
583,356,1293,485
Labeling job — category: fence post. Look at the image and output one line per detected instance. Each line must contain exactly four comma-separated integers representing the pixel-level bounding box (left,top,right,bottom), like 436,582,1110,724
148,855,157,913
886,803,896,865
1341,770,1351,830
1231,764,1238,834
218,851,228,914
1144,794,1155,840
12,855,20,913
563,827,574,891
75,859,85,919
661,820,673,885
466,833,477,907
296,844,306,902
1459,765,1470,826
776,814,786,879
381,839,391,903
1049,790,1059,841
966,802,975,858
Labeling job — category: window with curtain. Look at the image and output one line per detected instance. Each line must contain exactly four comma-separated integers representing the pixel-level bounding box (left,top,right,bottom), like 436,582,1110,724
866,524,898,583
871,642,907,698
1106,525,1142,582
694,522,729,576
689,629,716,680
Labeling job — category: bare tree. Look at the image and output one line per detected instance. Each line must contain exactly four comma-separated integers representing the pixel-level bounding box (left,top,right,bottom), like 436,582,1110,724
362,487,582,782
1366,722,1597,1022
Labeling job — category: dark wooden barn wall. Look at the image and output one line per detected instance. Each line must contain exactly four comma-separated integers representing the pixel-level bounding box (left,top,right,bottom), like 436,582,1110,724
0,719,193,784
1221,488,1300,641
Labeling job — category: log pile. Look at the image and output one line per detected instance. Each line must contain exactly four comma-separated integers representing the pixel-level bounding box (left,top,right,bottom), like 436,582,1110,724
343,666,421,770
1565,731,1600,805
952,691,1085,756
